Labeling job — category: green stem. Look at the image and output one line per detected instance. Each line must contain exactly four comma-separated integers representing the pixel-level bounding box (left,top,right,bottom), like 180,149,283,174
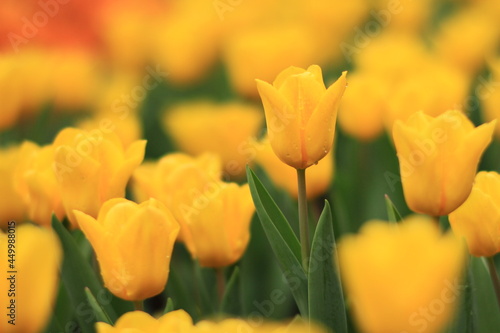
216,267,225,307
487,257,500,309
297,168,310,273
133,300,144,311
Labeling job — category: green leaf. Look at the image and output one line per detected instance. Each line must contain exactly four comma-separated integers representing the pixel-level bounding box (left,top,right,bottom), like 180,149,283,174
384,194,403,223
247,167,301,261
221,267,241,315
471,257,500,332
246,167,308,316
52,215,119,332
308,201,347,333
163,298,175,314
84,288,113,324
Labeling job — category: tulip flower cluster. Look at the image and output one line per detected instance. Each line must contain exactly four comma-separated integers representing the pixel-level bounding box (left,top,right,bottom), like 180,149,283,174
2,0,500,332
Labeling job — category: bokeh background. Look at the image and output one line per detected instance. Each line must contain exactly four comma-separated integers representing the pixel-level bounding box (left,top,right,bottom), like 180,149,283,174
2,0,500,331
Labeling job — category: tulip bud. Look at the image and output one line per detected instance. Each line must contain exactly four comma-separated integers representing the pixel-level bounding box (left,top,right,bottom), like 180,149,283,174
256,65,347,169
449,171,500,257
0,224,62,333
392,110,495,216
14,141,65,227
96,309,193,333
74,198,180,301
338,216,465,333
52,127,146,227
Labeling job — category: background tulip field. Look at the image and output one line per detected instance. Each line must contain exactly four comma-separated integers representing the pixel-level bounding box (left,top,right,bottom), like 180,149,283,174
2,0,500,332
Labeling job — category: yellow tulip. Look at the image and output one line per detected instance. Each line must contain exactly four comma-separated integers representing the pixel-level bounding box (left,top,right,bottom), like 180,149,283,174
434,7,500,75
163,101,263,178
0,145,27,227
74,198,180,301
0,224,62,333
449,171,500,257
166,162,255,267
196,318,327,333
254,137,334,199
53,128,146,227
392,110,495,216
151,0,221,84
338,72,388,141
224,24,319,98
96,310,193,333
338,216,465,333
132,152,221,243
14,142,65,227
385,61,469,131
256,65,347,169
77,112,143,149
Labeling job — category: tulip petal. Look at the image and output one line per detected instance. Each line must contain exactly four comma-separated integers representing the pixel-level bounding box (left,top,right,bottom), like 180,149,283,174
256,79,302,168
304,71,347,167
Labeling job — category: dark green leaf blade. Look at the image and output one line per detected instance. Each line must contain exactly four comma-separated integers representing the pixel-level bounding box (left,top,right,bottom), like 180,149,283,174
84,288,113,324
308,201,347,333
385,194,403,223
247,167,301,261
246,167,308,315
52,215,119,331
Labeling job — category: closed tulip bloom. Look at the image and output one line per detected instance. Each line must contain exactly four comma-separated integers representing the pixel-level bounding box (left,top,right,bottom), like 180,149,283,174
96,310,193,333
163,101,263,178
132,152,221,242
254,137,333,199
256,65,347,169
53,128,146,227
338,216,465,333
74,198,180,301
168,163,255,267
0,145,27,227
14,142,65,227
0,224,62,333
393,110,495,216
449,171,500,257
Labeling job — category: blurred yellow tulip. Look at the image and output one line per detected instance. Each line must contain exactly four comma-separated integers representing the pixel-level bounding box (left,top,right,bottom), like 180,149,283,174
434,7,500,75
166,162,255,267
392,110,495,216
338,216,465,333
96,310,193,333
74,198,180,301
0,145,27,227
132,152,221,242
77,112,143,149
256,65,347,169
14,142,64,227
338,73,388,141
0,224,62,333
196,317,327,333
53,127,146,227
224,24,318,98
254,137,333,199
152,0,221,84
385,61,469,130
163,101,263,178
449,171,500,257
